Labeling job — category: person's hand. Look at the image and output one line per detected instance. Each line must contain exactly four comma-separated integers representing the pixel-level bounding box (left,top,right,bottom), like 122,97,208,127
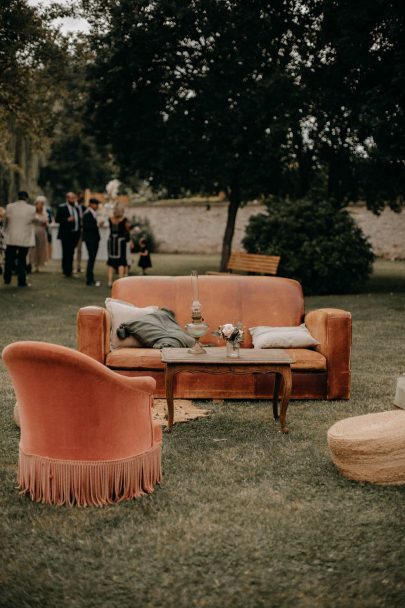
67,216,75,222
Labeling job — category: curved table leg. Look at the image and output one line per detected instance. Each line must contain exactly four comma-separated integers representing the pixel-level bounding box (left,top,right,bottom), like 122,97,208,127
273,373,281,421
164,365,176,432
279,367,292,434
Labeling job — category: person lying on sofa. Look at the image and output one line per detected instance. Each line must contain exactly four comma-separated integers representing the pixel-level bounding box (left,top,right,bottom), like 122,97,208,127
117,307,195,349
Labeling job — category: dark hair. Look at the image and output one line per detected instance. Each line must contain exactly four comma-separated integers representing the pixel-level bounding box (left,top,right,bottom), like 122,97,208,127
18,191,29,200
89,198,100,205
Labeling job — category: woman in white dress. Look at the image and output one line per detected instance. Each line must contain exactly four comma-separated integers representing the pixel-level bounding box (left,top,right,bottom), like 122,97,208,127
29,196,49,272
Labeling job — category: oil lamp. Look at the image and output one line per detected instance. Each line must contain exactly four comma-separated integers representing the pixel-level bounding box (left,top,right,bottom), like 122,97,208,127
185,270,208,354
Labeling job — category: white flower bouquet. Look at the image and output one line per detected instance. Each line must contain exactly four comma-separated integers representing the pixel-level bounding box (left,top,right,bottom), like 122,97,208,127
213,322,244,344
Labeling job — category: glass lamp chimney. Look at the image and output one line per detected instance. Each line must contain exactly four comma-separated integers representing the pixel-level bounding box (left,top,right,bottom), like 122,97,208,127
191,270,202,322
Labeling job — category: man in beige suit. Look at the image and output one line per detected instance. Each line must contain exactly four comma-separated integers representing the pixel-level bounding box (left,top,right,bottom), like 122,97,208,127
4,191,35,287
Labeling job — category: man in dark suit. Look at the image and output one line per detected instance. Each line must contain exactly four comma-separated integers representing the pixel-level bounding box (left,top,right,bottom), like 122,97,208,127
75,191,87,274
82,197,101,286
56,192,81,277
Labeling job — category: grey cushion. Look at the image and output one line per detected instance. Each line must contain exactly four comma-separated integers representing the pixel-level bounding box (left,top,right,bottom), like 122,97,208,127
118,308,195,349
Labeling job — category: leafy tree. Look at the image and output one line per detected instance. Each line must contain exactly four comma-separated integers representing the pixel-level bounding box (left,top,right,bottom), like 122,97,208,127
0,0,68,201
85,0,314,269
85,0,405,268
303,0,405,211
243,197,375,294
39,41,115,202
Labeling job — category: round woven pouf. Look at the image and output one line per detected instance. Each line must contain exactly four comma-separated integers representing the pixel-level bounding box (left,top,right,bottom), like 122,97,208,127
327,410,405,485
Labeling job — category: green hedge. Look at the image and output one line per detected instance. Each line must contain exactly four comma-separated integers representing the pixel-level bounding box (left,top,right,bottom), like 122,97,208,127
243,198,375,294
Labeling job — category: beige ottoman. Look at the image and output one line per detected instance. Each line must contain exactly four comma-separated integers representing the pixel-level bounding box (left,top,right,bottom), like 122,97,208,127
327,410,405,485
394,374,405,409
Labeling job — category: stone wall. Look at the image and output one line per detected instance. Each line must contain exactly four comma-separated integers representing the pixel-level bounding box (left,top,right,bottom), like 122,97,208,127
129,200,263,254
347,205,405,260
128,200,405,259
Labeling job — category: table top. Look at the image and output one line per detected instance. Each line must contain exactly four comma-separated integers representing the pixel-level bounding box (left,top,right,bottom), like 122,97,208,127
160,347,293,365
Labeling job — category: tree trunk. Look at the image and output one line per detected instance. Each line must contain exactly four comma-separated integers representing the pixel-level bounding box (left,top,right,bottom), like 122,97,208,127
219,176,241,271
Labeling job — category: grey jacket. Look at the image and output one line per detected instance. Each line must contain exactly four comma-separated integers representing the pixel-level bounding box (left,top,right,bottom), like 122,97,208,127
117,308,195,349
4,200,35,247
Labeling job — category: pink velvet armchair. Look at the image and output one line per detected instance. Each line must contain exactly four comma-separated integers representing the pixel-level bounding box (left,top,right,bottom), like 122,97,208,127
2,341,162,507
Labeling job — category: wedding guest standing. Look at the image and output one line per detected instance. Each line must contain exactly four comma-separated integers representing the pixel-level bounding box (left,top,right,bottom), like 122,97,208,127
45,204,53,260
56,192,81,278
106,205,130,287
29,196,49,272
75,191,86,274
3,191,35,287
83,197,101,287
137,235,152,275
0,206,5,276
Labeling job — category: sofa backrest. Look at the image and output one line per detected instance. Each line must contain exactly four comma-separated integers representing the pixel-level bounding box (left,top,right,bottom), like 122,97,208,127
112,275,305,347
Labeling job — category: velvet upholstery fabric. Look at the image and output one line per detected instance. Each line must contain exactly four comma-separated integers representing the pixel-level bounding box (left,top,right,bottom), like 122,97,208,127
77,276,351,400
2,341,162,506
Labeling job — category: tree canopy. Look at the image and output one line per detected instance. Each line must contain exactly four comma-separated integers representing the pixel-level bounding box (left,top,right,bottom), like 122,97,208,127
1,1,403,263
304,0,405,212
85,0,404,267
0,1,114,203
86,0,315,268
0,0,68,200
39,41,115,202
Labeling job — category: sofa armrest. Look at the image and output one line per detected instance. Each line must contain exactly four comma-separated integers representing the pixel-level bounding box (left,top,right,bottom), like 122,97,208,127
76,306,110,364
305,308,352,400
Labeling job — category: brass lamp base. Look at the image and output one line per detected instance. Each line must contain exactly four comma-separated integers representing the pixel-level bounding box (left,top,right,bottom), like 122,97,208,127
188,338,207,355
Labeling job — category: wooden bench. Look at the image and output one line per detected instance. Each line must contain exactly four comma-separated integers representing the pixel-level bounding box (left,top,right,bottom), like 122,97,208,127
207,252,280,276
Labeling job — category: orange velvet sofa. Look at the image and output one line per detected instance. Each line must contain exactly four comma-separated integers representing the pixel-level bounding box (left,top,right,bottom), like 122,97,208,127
76,275,352,400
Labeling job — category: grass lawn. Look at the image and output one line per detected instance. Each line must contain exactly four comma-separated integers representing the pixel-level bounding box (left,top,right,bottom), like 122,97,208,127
1,257,405,608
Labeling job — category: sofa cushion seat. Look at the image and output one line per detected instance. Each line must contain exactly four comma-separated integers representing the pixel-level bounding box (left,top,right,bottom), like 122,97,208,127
285,348,326,371
106,347,326,372
106,348,164,370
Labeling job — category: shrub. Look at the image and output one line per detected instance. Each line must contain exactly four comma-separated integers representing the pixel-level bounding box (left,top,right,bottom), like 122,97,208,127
242,198,375,294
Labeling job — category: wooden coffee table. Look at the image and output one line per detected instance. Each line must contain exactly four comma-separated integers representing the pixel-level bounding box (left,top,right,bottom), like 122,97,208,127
160,347,293,433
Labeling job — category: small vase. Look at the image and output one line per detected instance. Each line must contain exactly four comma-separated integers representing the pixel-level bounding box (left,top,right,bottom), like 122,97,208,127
226,341,240,358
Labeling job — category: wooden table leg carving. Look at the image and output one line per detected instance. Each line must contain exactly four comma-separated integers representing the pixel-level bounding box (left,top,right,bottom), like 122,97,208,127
164,365,176,432
272,373,281,421
279,367,292,434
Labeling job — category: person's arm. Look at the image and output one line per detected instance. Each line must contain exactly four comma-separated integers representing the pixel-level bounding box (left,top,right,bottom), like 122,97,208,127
124,219,131,241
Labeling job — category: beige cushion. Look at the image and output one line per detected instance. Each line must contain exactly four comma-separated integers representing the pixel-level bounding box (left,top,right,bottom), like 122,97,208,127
105,298,158,349
327,410,405,485
250,324,319,349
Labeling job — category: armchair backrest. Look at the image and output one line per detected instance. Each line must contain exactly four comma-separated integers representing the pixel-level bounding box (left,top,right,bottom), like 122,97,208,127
2,341,156,461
